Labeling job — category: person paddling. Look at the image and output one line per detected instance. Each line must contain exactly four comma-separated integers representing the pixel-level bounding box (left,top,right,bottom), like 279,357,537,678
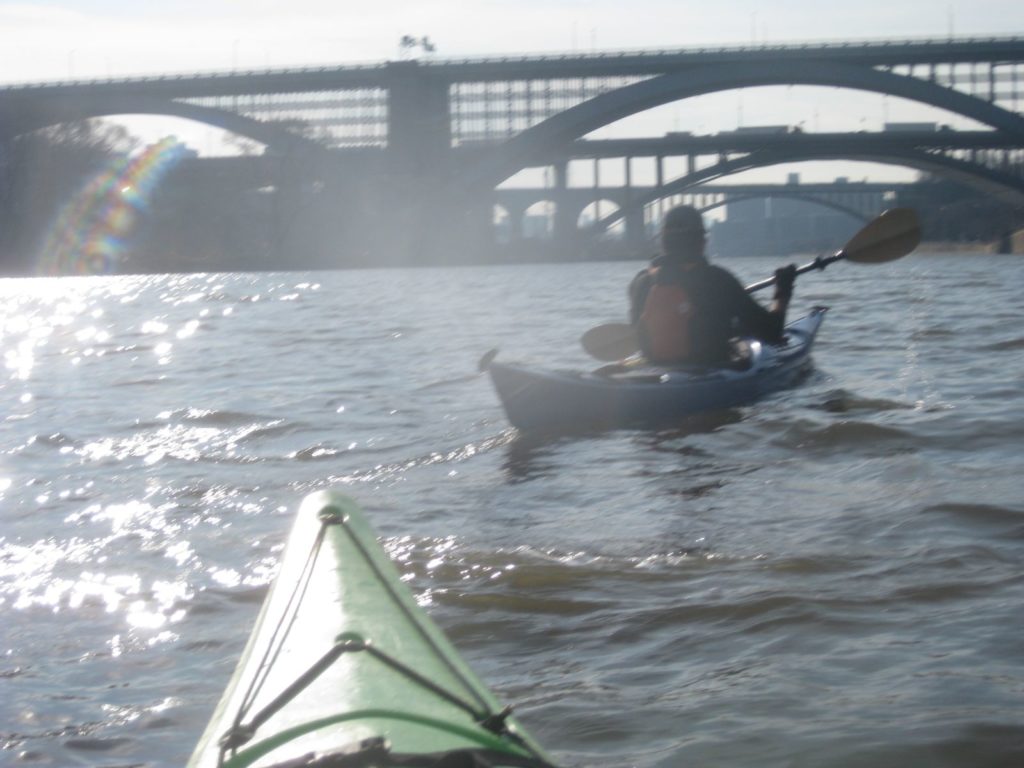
628,204,798,366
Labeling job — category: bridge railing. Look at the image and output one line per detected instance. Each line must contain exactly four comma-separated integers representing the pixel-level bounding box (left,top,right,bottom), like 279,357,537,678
4,34,1024,90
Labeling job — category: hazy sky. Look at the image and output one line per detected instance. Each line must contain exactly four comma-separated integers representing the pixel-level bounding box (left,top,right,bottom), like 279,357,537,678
4,0,1022,82
4,1,1023,181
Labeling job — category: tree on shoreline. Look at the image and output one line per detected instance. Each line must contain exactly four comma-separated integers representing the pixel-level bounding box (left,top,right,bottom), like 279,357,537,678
0,120,139,274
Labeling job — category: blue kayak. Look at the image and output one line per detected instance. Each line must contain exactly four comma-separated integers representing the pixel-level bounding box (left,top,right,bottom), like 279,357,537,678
488,307,827,432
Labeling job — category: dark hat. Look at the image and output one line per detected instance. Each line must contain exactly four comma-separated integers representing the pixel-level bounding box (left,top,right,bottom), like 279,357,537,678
661,205,705,234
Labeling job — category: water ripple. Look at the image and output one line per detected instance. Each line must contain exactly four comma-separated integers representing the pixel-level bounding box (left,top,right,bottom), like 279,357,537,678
2,261,1023,768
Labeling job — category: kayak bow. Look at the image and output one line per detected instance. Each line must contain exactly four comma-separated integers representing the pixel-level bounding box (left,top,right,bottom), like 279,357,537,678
188,491,556,768
489,307,827,432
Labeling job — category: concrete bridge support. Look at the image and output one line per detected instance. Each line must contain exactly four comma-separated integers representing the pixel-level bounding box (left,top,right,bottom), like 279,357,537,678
551,161,576,247
382,62,458,260
501,201,527,242
624,206,647,250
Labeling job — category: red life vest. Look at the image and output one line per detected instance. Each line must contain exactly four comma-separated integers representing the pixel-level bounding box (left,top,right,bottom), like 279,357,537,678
639,268,693,363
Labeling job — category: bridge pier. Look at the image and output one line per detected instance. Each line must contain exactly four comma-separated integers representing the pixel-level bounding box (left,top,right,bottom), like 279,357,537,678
624,206,647,251
386,61,450,170
506,202,527,242
551,160,577,248
622,157,647,251
382,61,459,261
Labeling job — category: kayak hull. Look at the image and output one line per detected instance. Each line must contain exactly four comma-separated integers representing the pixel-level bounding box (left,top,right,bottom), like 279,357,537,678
489,307,827,432
188,491,552,768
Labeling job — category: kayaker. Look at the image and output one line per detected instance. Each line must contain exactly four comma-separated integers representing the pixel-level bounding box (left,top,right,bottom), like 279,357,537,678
628,204,797,366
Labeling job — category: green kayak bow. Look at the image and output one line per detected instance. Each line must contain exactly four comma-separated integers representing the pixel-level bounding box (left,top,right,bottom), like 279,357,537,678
188,491,556,768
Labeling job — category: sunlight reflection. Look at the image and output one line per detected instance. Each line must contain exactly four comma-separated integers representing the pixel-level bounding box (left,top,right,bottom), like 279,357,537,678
1,529,195,640
176,319,200,338
76,414,281,467
154,341,173,363
378,532,495,605
210,568,242,588
127,600,167,630
141,319,169,334
5,339,38,380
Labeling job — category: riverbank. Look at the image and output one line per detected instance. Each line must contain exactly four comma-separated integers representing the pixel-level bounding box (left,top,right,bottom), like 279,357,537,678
916,230,1024,254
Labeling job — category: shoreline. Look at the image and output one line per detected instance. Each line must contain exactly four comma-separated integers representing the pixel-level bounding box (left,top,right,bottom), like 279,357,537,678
916,240,1024,255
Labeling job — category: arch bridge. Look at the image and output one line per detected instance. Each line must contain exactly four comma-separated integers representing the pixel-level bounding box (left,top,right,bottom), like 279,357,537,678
3,35,1024,260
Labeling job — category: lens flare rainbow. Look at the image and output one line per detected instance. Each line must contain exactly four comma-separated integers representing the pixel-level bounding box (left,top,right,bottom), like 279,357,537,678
38,137,188,276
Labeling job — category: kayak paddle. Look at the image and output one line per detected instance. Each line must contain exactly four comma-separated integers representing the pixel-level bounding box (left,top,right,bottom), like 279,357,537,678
418,348,499,389
744,207,921,293
581,323,643,363
581,207,922,362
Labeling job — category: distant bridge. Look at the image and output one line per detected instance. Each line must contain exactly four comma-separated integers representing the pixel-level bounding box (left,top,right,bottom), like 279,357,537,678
494,130,1021,241
493,179,905,238
3,36,1024,260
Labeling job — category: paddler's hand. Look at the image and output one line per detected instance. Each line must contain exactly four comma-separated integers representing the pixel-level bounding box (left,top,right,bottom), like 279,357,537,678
773,264,797,303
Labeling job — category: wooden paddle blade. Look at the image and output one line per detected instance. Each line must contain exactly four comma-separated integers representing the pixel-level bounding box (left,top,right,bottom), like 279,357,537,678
840,207,921,263
581,323,640,361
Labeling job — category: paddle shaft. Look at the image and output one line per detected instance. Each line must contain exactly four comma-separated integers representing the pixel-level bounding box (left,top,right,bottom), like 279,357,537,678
744,253,843,293
745,207,920,293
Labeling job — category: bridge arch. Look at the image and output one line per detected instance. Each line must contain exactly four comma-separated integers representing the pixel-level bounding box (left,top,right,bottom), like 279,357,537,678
695,193,872,222
4,95,331,157
493,203,515,243
465,60,1024,191
521,199,558,239
592,147,1024,235
578,199,625,237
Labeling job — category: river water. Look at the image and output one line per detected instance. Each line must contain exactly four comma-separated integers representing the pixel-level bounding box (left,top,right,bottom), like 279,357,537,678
1,254,1022,767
